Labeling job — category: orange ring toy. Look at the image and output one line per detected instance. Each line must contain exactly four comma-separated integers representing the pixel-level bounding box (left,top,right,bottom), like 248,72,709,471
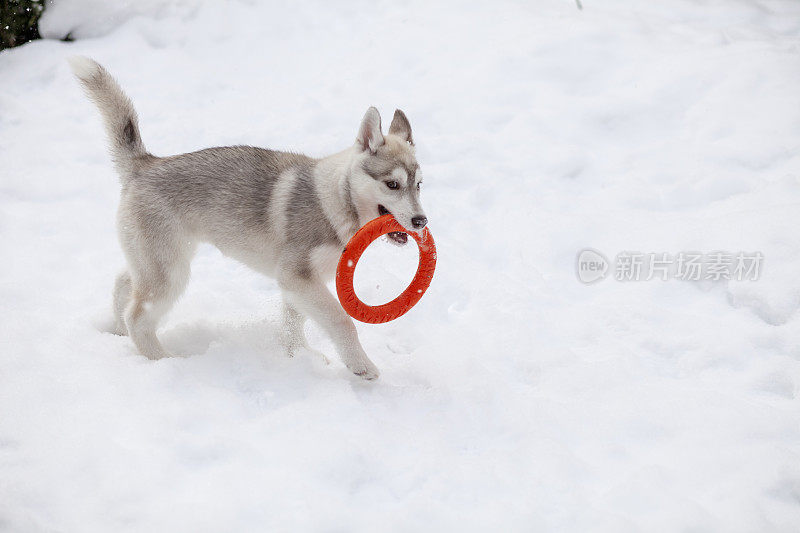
336,214,436,324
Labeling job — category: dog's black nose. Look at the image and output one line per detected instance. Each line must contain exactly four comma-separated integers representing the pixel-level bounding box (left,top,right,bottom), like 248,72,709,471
411,215,428,229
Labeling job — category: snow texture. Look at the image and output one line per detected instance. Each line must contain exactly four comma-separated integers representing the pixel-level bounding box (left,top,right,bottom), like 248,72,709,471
2,0,800,531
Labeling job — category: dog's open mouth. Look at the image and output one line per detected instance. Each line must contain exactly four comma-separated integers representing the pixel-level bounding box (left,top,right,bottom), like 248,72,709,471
378,205,408,245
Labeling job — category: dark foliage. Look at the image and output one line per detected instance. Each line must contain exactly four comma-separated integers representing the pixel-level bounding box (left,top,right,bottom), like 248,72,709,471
0,0,45,51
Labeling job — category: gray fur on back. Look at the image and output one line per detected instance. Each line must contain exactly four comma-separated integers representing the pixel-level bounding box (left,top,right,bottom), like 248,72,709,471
128,145,341,276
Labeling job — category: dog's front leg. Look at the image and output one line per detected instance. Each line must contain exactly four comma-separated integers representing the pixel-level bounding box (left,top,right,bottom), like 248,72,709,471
279,273,379,380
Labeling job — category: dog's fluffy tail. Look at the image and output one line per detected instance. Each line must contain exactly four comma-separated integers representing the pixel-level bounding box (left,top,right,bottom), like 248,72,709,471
68,56,148,172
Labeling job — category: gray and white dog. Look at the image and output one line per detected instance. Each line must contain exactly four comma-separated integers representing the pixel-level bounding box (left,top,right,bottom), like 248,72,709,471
69,57,428,380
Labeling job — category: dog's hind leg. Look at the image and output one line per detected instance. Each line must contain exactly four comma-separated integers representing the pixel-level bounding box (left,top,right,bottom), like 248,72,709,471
124,255,191,359
112,271,132,335
120,217,194,360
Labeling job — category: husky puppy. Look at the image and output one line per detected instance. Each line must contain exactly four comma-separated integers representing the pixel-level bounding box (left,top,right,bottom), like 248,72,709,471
69,57,428,380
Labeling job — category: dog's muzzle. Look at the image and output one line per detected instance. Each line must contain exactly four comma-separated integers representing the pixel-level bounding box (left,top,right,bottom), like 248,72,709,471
378,205,408,245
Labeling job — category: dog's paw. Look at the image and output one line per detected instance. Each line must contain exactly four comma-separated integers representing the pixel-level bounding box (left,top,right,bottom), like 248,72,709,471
93,315,127,336
143,352,171,361
142,347,182,360
346,358,380,380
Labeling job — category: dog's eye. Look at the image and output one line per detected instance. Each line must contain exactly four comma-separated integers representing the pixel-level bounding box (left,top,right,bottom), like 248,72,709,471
386,181,399,190
416,182,421,191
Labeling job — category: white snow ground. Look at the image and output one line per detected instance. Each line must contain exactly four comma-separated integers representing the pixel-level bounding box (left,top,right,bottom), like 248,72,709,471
2,0,800,531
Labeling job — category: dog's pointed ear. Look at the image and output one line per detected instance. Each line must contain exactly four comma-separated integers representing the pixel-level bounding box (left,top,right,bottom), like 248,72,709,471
388,109,413,145
356,107,384,154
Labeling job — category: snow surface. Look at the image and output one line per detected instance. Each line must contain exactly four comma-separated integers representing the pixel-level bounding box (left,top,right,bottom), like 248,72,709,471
3,0,800,531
